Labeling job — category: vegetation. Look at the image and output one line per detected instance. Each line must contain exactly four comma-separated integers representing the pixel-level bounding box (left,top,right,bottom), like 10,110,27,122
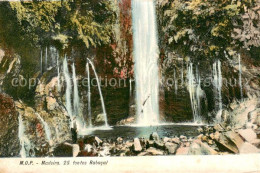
157,0,260,61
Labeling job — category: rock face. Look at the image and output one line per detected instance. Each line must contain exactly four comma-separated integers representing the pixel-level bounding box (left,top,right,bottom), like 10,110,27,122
0,93,20,157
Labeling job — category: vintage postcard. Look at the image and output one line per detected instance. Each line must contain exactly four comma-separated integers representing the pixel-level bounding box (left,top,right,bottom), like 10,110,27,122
0,0,259,172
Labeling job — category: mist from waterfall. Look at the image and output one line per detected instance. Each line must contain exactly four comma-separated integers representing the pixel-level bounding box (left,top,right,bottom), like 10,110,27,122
213,60,223,122
18,114,26,158
63,57,73,122
187,63,202,123
132,0,160,125
35,113,51,143
87,59,108,127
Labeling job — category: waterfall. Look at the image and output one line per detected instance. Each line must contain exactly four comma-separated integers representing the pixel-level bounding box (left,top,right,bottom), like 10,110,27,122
35,113,51,143
86,62,92,127
63,57,73,122
57,56,61,92
72,63,80,116
187,63,202,123
87,58,108,127
238,54,243,100
132,0,160,125
129,79,132,96
213,60,223,122
18,114,26,158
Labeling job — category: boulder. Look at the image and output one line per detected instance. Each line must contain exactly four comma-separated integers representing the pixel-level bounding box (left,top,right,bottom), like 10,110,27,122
149,132,160,141
53,143,73,157
250,139,260,148
133,138,142,152
116,137,123,144
238,129,257,142
176,146,189,155
146,147,164,155
163,137,171,143
215,131,244,153
95,136,103,146
154,141,165,150
165,142,178,154
95,114,106,124
239,142,260,154
188,140,218,155
171,137,181,144
72,144,80,157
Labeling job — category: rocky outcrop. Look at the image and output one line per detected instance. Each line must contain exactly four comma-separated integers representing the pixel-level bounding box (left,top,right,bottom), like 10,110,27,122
0,93,19,157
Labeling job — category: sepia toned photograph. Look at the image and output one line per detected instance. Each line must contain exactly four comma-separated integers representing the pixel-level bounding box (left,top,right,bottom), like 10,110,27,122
0,0,259,172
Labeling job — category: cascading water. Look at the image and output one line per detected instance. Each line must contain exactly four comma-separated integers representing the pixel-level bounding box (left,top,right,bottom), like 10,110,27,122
72,63,80,116
35,113,51,143
213,60,223,122
72,63,85,129
132,0,160,125
63,57,73,122
129,79,132,96
87,58,108,127
238,54,243,100
18,114,26,158
86,62,92,127
187,63,202,123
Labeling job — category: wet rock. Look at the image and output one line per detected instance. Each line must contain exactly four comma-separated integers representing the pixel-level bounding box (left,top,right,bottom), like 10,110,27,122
197,127,203,133
239,142,260,153
149,132,160,141
188,140,218,155
146,147,164,155
238,129,257,142
95,114,106,125
215,131,244,153
133,138,142,152
165,142,178,154
116,117,135,125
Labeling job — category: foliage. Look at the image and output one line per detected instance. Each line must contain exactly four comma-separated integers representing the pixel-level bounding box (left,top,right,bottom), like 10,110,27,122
157,0,260,61
8,0,116,50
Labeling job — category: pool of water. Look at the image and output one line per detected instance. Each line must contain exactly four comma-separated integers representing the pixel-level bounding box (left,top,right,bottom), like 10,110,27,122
78,124,204,140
